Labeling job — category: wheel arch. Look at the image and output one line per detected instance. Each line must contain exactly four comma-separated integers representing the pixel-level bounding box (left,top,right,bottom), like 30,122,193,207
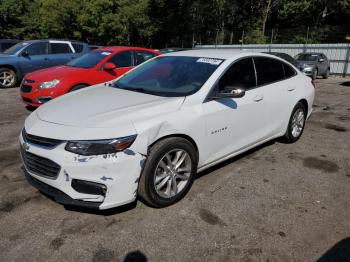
0,64,18,74
69,83,90,92
298,98,308,115
149,133,199,157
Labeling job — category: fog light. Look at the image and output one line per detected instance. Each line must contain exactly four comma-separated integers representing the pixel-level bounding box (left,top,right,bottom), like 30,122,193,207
71,179,107,196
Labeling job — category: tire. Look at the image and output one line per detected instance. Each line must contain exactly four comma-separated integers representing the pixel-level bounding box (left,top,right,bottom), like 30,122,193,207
312,69,318,80
138,137,198,208
282,102,306,143
0,67,17,88
69,84,88,92
323,68,330,79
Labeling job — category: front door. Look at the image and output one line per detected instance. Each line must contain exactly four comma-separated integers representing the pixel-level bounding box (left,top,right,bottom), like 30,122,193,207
18,42,51,74
202,57,268,164
99,50,134,82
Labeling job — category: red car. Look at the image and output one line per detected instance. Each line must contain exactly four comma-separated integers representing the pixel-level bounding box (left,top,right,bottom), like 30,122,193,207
20,46,160,107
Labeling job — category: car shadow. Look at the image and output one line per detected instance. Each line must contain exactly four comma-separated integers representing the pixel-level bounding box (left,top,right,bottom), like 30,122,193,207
196,139,275,180
63,200,138,216
340,81,350,87
318,237,350,262
25,106,36,112
124,250,148,262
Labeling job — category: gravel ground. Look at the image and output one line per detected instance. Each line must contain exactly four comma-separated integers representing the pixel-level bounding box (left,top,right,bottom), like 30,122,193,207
0,77,350,262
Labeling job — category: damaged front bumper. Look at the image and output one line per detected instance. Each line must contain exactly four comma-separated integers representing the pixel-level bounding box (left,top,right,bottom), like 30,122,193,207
19,133,146,210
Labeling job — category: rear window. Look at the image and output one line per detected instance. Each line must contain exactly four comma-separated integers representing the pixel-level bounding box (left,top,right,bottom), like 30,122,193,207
254,57,285,86
50,43,72,54
283,63,296,78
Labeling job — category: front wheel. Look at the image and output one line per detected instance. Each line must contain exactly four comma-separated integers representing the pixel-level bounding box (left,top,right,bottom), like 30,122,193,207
0,67,17,88
323,68,330,79
282,102,306,143
138,137,198,208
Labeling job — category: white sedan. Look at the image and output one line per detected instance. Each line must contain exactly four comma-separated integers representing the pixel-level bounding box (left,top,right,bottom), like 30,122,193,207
20,49,315,209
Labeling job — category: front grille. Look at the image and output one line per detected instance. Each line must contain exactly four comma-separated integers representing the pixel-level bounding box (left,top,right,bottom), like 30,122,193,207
24,79,35,84
21,85,32,93
22,129,63,148
20,147,61,179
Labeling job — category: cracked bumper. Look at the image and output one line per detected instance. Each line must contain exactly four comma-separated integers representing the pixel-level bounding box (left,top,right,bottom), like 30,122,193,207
20,133,145,210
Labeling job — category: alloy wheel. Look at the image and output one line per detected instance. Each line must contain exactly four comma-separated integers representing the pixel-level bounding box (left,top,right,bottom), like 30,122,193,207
291,108,305,138
0,71,15,88
153,149,192,198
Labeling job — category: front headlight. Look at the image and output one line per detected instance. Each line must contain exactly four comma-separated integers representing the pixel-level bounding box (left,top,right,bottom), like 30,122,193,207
65,135,137,156
38,79,60,89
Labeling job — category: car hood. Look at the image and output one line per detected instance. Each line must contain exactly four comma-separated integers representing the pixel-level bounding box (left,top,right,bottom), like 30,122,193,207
36,84,185,128
26,65,89,81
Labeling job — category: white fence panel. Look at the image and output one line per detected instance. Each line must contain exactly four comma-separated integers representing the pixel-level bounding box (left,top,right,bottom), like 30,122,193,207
196,44,350,76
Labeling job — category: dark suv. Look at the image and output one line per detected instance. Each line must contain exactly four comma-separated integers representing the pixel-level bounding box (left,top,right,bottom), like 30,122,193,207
0,40,89,88
295,53,330,80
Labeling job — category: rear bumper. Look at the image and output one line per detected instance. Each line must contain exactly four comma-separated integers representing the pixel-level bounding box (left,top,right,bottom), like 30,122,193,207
22,166,102,209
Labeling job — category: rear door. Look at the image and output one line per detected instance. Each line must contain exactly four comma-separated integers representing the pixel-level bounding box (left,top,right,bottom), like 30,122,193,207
49,42,75,66
253,56,296,136
18,41,51,74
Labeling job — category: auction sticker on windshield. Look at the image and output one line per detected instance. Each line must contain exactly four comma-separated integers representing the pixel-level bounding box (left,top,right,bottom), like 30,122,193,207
197,58,223,65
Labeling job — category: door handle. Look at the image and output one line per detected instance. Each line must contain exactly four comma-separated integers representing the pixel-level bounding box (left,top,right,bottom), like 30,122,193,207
44,57,50,61
253,95,263,102
287,86,295,91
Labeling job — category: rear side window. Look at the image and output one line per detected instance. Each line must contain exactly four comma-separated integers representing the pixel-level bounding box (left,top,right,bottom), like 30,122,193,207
218,57,256,90
50,43,72,54
72,43,83,53
254,57,285,86
134,51,156,65
109,51,133,67
24,42,48,56
283,63,296,78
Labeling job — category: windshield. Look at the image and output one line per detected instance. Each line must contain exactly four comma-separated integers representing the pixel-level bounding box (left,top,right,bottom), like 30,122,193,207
114,56,223,97
67,50,112,68
296,54,318,61
3,42,29,55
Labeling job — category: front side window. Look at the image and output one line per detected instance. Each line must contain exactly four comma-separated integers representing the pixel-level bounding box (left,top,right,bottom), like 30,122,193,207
108,51,133,67
50,43,72,54
115,56,223,97
254,57,285,86
218,57,256,91
67,50,112,68
24,42,48,56
134,51,156,65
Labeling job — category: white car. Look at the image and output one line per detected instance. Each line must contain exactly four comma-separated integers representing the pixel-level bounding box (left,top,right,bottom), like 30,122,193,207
20,50,315,210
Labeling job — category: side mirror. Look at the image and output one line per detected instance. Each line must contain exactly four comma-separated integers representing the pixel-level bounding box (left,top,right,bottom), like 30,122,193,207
212,86,246,99
21,51,29,57
319,58,325,63
103,62,116,71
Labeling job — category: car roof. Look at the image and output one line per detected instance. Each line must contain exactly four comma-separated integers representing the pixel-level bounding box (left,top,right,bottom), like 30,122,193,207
163,49,275,60
96,46,159,53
